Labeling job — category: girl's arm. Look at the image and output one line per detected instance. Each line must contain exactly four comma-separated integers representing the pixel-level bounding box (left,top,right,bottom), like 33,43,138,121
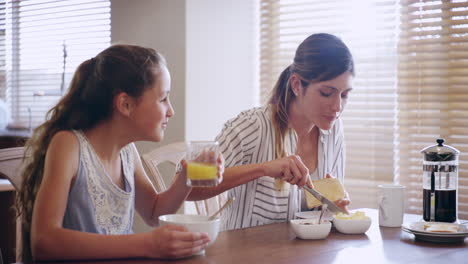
187,155,310,201
31,132,208,261
132,144,191,226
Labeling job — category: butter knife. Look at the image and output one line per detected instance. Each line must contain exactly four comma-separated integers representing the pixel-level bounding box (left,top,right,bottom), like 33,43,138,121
303,185,346,214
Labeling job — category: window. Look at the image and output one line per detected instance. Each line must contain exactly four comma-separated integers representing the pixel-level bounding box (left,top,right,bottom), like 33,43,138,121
260,0,468,219
398,0,468,219
0,0,111,129
260,0,400,209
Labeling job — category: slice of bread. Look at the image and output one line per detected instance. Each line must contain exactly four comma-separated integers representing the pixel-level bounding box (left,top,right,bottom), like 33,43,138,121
423,223,459,233
305,178,346,209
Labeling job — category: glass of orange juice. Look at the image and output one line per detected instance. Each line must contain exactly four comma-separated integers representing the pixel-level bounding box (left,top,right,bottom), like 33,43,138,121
186,141,220,187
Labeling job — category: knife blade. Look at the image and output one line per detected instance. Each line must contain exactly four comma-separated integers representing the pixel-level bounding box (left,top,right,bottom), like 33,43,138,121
303,185,346,214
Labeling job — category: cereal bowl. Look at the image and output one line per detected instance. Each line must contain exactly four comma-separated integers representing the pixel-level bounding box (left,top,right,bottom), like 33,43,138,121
332,212,372,234
290,219,332,239
159,214,221,247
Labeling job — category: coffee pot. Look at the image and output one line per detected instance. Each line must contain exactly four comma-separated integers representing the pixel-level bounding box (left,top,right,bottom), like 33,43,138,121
421,139,459,223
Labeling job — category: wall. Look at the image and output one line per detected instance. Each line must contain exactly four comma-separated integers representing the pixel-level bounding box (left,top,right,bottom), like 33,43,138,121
186,0,259,141
111,0,258,232
111,0,186,155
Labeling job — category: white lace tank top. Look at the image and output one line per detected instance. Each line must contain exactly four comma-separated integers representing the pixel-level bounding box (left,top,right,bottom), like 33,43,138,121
62,130,135,234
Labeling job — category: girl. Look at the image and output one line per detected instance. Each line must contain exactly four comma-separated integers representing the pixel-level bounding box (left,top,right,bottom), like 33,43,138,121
17,45,215,262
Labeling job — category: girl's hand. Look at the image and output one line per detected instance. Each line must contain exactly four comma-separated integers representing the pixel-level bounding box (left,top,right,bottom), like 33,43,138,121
216,152,224,184
262,155,310,188
145,224,210,259
181,151,224,183
325,173,351,214
177,159,187,177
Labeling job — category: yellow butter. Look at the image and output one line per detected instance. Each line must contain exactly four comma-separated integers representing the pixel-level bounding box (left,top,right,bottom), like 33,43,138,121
335,211,367,220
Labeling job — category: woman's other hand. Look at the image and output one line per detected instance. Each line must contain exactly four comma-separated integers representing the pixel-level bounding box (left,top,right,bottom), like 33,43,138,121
262,155,310,187
335,197,350,214
145,224,210,259
325,173,351,214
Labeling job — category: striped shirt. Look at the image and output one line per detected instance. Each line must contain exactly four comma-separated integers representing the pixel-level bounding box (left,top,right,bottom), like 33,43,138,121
217,106,345,230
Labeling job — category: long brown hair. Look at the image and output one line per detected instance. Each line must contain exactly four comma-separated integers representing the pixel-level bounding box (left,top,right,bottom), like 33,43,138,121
16,44,166,262
269,33,354,159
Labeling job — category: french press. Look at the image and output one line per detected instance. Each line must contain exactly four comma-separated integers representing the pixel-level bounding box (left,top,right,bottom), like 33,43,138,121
421,139,459,223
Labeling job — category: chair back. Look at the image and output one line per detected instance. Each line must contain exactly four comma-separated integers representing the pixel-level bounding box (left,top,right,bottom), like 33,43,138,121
0,146,25,262
0,147,25,190
141,142,227,216
141,142,186,193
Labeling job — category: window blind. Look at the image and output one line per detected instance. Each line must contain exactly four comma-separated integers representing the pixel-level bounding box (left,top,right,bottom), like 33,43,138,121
398,0,468,219
259,0,400,209
0,1,6,100
2,0,110,129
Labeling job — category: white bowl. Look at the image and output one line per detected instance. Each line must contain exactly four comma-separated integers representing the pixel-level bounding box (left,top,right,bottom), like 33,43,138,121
295,210,334,222
290,219,332,239
159,214,221,247
333,216,372,234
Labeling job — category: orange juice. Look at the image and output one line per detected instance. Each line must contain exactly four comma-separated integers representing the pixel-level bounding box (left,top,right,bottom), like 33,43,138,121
187,162,217,180
186,141,220,187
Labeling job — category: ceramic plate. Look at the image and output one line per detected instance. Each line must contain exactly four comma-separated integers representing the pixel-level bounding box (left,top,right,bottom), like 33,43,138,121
402,221,468,243
295,210,334,221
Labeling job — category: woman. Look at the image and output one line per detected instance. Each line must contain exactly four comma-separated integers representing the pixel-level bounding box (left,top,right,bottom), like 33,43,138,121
188,33,353,230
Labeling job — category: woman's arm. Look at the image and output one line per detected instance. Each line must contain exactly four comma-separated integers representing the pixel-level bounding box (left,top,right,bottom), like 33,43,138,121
31,132,208,260
328,119,350,212
187,163,264,200
187,109,310,201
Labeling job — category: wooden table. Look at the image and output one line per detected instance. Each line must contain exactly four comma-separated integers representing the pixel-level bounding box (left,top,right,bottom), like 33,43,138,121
34,208,467,264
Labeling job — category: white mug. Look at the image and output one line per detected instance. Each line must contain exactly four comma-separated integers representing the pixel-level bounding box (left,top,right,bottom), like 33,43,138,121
378,184,405,227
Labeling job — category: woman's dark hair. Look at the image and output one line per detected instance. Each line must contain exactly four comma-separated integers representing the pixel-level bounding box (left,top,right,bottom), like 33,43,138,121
269,33,354,159
16,44,166,262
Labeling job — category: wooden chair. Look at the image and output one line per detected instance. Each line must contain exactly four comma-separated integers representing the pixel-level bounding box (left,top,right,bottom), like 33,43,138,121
0,147,25,190
141,142,227,216
0,146,25,263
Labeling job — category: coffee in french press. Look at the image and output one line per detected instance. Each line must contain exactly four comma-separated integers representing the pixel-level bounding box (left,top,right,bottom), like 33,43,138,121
421,139,459,223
